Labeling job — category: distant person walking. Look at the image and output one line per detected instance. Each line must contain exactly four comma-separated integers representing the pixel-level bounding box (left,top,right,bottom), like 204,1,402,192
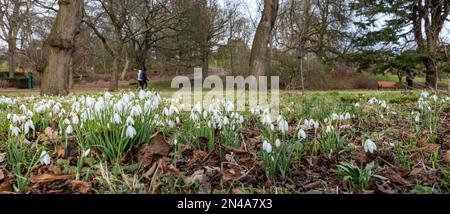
406,70,414,90
137,69,149,90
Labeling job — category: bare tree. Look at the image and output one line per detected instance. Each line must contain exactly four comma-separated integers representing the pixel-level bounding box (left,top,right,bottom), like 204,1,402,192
249,0,279,76
0,0,33,78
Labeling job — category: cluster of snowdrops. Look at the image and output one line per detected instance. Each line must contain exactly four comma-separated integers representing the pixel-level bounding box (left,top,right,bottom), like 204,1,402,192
0,90,449,192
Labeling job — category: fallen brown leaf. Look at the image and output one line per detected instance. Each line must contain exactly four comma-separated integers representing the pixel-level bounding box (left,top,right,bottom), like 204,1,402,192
0,175,13,192
193,150,208,161
409,168,424,177
185,170,205,186
0,169,4,181
0,153,6,163
138,133,171,167
222,163,246,182
30,173,74,184
389,172,411,186
70,180,91,194
444,150,450,163
232,188,243,194
44,127,58,140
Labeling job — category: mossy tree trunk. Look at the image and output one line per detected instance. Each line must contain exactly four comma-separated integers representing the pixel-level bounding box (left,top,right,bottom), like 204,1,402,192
41,0,83,96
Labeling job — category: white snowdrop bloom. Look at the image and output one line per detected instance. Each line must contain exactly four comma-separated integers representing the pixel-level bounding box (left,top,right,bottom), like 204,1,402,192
167,120,174,129
304,119,311,128
239,115,244,124
331,113,339,121
270,124,275,132
23,120,35,135
415,114,421,123
354,103,361,108
72,102,81,113
86,97,96,108
66,125,74,135
193,102,202,113
326,126,334,134
10,125,20,137
72,115,80,125
139,90,146,100
364,139,377,154
379,100,388,109
262,113,272,125
173,139,178,146
298,129,307,140
278,118,289,133
368,97,378,105
312,119,319,129
63,118,71,125
163,107,170,117
431,95,438,102
11,114,21,124
175,117,181,124
275,139,281,148
262,141,273,154
20,104,27,113
421,91,429,98
53,103,62,114
223,117,230,126
126,116,135,126
130,105,143,117
169,105,179,115
82,149,91,158
344,113,352,120
126,126,137,138
190,112,198,122
26,110,34,117
39,151,51,165
203,110,208,119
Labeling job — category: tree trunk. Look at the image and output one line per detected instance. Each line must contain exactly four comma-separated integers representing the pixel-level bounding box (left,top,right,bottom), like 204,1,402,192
41,0,83,96
202,46,209,79
120,55,130,81
7,38,16,79
110,55,120,91
424,60,438,89
249,0,279,77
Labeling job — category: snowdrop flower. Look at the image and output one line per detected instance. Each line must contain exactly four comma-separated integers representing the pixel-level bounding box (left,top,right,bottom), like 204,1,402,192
304,119,311,128
354,103,360,108
66,125,74,135
364,139,377,154
331,113,339,121
72,115,80,125
277,117,289,133
298,129,307,140
126,116,135,126
23,120,35,135
11,114,20,124
126,126,137,138
421,91,429,98
82,149,91,158
20,104,27,113
275,139,281,148
173,139,178,146
344,113,352,120
261,113,272,125
112,114,121,124
368,97,378,105
63,118,71,125
262,141,272,153
10,125,20,137
270,124,275,132
39,151,51,165
415,114,420,123
176,117,180,124
326,126,334,134
130,105,143,117
139,90,146,100
431,95,438,102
